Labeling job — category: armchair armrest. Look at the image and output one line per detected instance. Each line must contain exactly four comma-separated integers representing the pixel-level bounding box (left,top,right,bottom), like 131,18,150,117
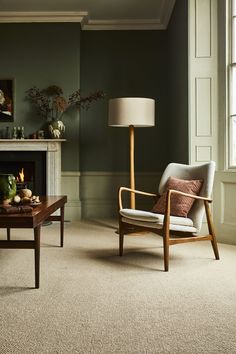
163,189,212,235
118,186,157,210
168,189,212,202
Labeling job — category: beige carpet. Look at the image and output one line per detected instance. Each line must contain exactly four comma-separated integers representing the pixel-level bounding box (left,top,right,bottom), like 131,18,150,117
0,219,236,354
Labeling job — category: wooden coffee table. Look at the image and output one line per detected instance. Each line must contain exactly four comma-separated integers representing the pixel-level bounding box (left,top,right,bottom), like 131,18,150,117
0,195,67,288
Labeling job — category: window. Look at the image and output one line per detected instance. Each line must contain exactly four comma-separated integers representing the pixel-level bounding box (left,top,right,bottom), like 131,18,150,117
229,0,236,166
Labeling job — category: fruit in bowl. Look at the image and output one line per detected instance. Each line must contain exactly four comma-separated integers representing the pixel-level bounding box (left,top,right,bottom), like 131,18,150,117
13,189,40,205
13,195,21,204
19,188,32,198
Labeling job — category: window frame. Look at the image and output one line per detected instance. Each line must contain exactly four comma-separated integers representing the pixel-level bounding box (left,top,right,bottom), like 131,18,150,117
228,0,236,168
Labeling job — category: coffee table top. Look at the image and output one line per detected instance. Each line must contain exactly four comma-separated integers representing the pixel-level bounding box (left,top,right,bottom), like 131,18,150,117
0,195,67,228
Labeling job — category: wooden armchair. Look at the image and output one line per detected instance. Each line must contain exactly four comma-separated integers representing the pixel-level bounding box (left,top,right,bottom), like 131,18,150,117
118,161,220,271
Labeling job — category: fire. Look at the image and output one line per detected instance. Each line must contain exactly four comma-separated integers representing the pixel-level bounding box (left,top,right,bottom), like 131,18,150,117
16,168,24,182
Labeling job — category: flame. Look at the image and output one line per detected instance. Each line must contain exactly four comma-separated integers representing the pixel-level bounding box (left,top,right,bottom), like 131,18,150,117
16,168,24,182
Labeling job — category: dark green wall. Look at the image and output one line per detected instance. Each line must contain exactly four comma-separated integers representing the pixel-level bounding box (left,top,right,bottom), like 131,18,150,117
80,0,188,172
0,2,188,174
0,23,81,171
167,0,189,164
80,30,169,172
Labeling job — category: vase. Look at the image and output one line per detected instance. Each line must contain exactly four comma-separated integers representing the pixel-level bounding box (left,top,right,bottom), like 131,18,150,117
48,120,65,139
0,173,17,205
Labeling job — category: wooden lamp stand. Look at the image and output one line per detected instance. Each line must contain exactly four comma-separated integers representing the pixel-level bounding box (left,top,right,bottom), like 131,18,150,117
129,125,136,209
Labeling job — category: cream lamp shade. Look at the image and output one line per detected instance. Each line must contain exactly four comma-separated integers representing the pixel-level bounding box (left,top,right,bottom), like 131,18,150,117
108,97,155,127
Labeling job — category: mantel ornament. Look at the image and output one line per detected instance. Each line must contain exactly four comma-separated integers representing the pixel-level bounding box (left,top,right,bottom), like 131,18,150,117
26,85,105,139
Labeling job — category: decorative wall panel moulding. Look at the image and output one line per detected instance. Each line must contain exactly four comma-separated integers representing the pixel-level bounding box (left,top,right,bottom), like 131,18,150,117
195,77,212,137
72,171,162,219
189,0,218,166
221,181,236,225
61,171,81,220
195,0,212,58
214,172,236,245
195,146,212,162
0,11,89,24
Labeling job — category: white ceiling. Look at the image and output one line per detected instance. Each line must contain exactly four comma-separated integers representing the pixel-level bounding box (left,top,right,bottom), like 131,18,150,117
0,0,176,30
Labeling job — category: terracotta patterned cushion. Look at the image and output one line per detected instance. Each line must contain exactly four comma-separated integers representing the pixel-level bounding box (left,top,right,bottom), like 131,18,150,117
151,176,203,217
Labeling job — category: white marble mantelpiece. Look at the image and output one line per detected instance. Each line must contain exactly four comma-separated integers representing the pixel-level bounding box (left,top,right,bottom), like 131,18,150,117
0,139,65,195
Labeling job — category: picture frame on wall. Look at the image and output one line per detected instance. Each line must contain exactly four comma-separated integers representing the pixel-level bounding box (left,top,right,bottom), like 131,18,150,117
0,79,14,122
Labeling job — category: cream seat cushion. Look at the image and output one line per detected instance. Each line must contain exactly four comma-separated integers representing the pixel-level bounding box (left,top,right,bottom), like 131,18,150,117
120,208,197,233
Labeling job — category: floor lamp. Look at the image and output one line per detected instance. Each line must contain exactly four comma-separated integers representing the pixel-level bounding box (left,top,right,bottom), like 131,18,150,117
108,97,155,209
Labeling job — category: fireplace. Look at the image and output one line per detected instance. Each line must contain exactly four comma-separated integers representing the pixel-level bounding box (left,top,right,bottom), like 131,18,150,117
0,139,64,196
0,151,46,195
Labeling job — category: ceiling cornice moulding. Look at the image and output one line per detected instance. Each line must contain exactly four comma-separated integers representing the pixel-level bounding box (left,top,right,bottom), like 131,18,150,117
83,19,165,31
83,0,176,30
0,1,176,30
0,11,89,24
160,0,176,28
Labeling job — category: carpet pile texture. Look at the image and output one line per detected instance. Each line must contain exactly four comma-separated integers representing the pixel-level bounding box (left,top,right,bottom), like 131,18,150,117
0,220,236,354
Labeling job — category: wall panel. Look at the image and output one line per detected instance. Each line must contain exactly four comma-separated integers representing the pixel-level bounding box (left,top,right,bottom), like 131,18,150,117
196,146,212,161
189,0,218,166
195,0,211,57
214,171,236,245
61,171,161,220
195,77,212,136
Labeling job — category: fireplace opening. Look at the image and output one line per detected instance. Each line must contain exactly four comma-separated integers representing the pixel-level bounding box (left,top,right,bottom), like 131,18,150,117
0,151,46,195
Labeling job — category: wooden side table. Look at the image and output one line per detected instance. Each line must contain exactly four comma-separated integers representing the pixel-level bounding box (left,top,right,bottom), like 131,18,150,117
0,195,67,288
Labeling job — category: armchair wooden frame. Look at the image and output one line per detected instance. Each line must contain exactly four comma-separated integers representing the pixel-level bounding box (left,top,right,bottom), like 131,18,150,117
118,187,220,271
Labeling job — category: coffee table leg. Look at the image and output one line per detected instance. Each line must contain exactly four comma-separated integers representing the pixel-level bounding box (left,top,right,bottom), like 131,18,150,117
60,206,64,247
7,228,10,240
34,225,41,289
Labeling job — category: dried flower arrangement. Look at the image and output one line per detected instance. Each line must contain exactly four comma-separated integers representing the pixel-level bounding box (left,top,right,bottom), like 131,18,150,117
26,85,105,121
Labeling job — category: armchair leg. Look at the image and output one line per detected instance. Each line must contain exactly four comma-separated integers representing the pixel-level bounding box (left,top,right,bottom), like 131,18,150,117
211,238,220,260
118,215,124,256
7,228,10,241
119,234,124,256
163,238,169,272
209,218,220,260
204,200,220,260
